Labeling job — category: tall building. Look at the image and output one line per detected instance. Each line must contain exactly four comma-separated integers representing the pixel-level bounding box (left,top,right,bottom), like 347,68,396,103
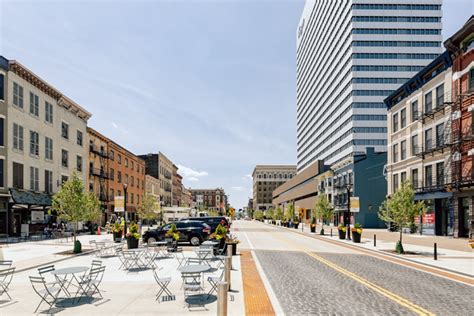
252,165,297,211
296,0,443,171
0,56,91,236
139,152,174,207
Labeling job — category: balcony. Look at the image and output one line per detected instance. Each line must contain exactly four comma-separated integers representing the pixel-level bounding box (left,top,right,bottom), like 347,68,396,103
414,175,448,193
89,144,109,159
414,137,450,158
418,98,452,123
89,168,109,179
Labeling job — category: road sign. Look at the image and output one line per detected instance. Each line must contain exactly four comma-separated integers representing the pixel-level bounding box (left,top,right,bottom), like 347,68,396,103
114,196,124,212
350,197,360,213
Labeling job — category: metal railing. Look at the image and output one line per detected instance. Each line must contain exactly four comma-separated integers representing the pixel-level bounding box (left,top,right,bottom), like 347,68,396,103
89,168,109,179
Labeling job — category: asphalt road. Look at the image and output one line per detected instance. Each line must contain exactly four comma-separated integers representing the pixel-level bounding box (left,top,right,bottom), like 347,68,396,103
233,220,473,316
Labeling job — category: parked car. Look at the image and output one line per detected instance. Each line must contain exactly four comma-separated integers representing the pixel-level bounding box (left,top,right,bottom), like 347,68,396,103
142,220,211,246
185,216,230,232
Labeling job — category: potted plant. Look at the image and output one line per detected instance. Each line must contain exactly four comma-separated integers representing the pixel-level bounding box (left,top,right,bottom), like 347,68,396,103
351,223,363,243
226,234,239,256
113,222,123,242
310,216,316,233
338,224,346,240
165,223,180,251
210,224,228,250
294,218,299,229
126,222,140,249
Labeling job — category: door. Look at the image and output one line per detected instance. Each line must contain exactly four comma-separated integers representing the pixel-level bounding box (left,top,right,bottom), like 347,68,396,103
13,214,21,236
459,198,470,238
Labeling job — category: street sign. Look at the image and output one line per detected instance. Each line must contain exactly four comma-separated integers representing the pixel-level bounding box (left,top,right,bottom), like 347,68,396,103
350,197,360,213
114,196,124,212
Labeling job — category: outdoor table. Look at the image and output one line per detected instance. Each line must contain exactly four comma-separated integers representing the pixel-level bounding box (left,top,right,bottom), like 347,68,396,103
179,264,211,287
126,248,148,269
51,266,89,297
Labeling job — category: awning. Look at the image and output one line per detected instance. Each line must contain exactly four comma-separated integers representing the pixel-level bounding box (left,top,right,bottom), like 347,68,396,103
414,191,453,201
9,188,51,206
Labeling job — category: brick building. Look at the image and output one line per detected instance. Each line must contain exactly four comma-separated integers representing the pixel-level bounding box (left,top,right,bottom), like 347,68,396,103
190,188,227,213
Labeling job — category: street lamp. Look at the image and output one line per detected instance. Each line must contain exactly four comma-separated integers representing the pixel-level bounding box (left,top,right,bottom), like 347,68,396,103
345,184,352,240
123,183,128,237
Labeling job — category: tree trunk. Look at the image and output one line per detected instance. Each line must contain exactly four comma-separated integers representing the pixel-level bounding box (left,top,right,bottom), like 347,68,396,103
73,222,77,244
399,223,403,243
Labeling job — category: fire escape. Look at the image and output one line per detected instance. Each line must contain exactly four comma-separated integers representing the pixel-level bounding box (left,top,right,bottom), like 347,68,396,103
89,142,109,208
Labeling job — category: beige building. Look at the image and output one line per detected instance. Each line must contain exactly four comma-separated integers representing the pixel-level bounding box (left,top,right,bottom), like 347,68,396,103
252,165,296,212
181,185,192,207
139,152,174,207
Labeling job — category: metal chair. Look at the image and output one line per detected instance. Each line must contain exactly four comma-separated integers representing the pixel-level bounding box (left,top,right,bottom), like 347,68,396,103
181,272,203,303
175,252,187,268
153,268,172,302
207,268,224,298
38,265,63,286
91,260,102,269
76,266,106,301
29,276,62,313
0,260,12,269
116,248,130,270
0,267,15,300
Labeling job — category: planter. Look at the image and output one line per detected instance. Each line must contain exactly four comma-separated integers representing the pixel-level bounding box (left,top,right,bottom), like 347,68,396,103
320,228,325,235
73,240,82,253
338,229,346,240
113,231,122,242
127,237,139,249
352,231,361,243
226,242,238,256
310,225,316,233
294,223,299,229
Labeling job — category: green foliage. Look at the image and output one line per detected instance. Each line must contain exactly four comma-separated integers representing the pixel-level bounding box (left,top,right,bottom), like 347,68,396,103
51,172,101,249
166,223,179,241
113,222,122,233
314,195,333,230
354,223,362,229
285,203,295,221
275,207,284,221
266,208,275,220
208,210,220,217
126,221,140,240
254,210,264,220
211,224,228,240
379,181,427,253
137,193,159,221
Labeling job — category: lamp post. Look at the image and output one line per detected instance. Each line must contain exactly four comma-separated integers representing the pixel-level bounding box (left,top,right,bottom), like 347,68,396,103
345,184,352,240
123,183,128,237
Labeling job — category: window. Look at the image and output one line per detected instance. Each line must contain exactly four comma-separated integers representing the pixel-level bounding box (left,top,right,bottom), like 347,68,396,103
424,91,432,113
61,149,68,168
125,158,128,167
118,190,121,197
411,169,419,188
76,155,83,172
77,130,83,146
110,189,115,200
469,68,474,90
118,171,122,183
131,161,134,170
131,176,134,187
61,122,69,139
30,167,39,191
411,100,419,121
0,159,3,187
29,131,39,156
0,117,3,147
29,92,39,116
45,101,53,123
436,162,444,186
13,82,24,108
109,168,114,180
12,162,24,189
125,174,128,184
118,154,122,164
131,193,134,204
110,150,114,160
392,144,399,163
425,165,433,187
392,113,398,132
436,84,444,107
401,172,407,183
0,74,4,100
425,129,432,150
411,134,418,155
393,174,399,192
401,140,407,160
44,170,52,193
13,123,23,151
61,175,68,184
45,137,53,160
436,124,444,147
400,109,406,128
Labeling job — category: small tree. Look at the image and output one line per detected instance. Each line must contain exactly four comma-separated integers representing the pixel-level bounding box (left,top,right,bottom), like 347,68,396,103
51,172,101,252
286,203,295,221
137,193,158,225
379,181,426,253
314,195,333,234
254,210,264,221
275,207,284,221
266,208,275,221
247,208,255,219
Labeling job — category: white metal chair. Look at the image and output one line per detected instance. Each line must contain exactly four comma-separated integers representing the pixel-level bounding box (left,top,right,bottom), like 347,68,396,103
153,268,172,302
76,266,106,301
0,267,15,300
207,268,224,298
29,276,62,313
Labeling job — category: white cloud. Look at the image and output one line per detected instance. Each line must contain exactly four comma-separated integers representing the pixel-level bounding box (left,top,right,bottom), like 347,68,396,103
111,122,118,129
177,165,209,181
231,186,245,191
242,174,252,181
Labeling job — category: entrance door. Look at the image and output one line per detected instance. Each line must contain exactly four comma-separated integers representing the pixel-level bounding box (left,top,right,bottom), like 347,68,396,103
13,214,21,236
459,198,470,238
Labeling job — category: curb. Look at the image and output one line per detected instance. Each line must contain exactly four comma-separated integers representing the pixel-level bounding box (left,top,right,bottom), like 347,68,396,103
261,221,474,281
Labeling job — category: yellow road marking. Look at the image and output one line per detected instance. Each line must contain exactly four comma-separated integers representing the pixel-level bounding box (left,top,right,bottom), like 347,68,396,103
270,231,435,316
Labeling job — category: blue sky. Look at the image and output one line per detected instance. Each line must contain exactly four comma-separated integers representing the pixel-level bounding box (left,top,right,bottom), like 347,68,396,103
0,0,472,209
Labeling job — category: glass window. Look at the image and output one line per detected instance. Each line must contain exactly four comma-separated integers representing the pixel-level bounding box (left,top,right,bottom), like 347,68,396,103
425,129,432,151
110,168,114,180
118,154,122,164
411,100,419,121
29,92,39,116
411,134,418,155
393,144,398,163
411,169,419,189
392,113,398,132
76,155,83,172
30,166,39,191
436,84,444,107
29,131,39,156
436,162,444,186
393,174,399,192
425,165,433,187
61,149,68,168
401,172,407,183
13,82,24,108
469,68,474,90
118,171,122,183
401,140,406,160
13,162,24,189
13,123,23,151
436,124,444,147
0,118,3,147
45,101,53,123
62,122,69,139
77,130,83,146
125,158,128,167
424,91,432,113
0,74,4,100
0,159,3,188
400,108,406,128
45,137,53,160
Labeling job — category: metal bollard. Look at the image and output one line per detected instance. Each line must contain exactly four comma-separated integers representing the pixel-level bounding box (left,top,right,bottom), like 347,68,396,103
227,244,233,269
374,234,376,247
225,256,232,290
217,282,228,316
434,243,437,260
330,228,332,237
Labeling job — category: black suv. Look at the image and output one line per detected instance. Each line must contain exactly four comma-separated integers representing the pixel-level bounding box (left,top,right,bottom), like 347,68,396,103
186,217,230,233
142,221,211,246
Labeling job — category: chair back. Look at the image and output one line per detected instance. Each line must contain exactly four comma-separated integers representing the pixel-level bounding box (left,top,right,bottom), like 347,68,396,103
0,260,12,268
89,266,106,283
181,272,201,285
29,276,48,296
91,260,102,269
186,258,202,265
38,265,55,276
0,267,15,287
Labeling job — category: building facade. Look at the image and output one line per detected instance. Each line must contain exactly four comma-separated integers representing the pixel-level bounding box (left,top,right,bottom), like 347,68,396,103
385,52,453,235
0,56,91,236
252,165,297,211
107,141,145,222
190,188,227,213
296,0,443,171
181,186,192,207
139,152,174,207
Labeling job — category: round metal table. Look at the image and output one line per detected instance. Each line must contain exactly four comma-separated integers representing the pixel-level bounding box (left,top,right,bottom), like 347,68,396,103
51,266,89,296
178,264,211,274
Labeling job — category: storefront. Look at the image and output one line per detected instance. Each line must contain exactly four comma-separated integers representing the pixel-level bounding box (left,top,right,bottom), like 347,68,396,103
415,192,453,236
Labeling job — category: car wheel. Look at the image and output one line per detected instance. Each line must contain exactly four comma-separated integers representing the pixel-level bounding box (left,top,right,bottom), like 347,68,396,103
189,236,201,246
147,237,157,244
